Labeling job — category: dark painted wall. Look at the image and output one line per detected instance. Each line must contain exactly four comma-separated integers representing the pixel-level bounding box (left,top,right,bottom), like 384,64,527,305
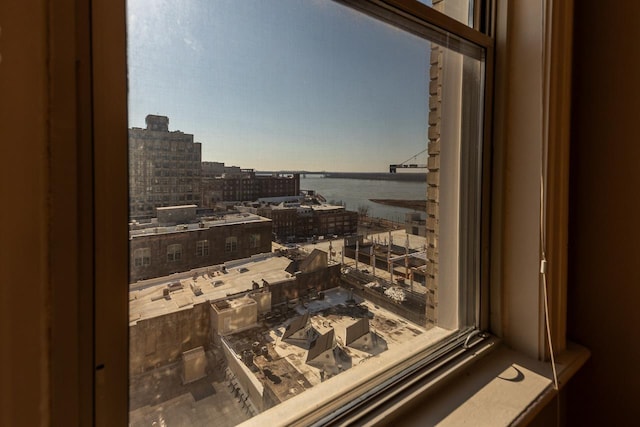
565,2,640,424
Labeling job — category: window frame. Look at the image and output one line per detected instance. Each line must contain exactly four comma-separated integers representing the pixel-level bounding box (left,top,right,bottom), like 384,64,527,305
93,0,493,424
166,243,182,262
248,233,260,249
225,236,238,253
338,0,494,333
196,239,210,257
85,0,573,425
133,247,151,267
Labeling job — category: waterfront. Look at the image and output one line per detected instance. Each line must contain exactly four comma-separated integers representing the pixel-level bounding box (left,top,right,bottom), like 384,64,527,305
300,175,427,223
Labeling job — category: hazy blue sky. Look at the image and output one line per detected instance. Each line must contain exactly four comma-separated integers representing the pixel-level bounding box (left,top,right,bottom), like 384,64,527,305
127,0,430,172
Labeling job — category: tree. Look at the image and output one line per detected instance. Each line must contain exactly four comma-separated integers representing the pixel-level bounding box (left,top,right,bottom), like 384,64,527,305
357,204,370,220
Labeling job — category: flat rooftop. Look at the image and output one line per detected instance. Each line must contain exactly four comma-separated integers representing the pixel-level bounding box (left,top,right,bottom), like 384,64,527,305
267,203,346,212
156,204,197,211
306,204,347,212
129,254,293,325
257,196,302,204
130,212,271,238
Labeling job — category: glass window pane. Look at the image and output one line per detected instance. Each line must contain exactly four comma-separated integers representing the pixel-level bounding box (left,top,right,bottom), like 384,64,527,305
127,1,484,425
417,0,475,27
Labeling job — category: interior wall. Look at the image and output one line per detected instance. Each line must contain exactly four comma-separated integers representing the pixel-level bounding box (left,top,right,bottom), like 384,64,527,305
0,1,51,426
2,1,639,425
566,1,640,424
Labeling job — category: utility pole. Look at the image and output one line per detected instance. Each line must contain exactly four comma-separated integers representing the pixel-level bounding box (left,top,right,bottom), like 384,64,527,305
355,239,359,270
405,234,411,292
370,245,375,276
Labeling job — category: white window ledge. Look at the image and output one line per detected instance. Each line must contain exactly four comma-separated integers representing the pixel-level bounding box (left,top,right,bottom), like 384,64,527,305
365,339,590,426
237,336,588,426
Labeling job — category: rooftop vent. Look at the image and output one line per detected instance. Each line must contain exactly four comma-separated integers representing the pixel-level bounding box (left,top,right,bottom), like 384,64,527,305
190,282,202,296
168,282,183,292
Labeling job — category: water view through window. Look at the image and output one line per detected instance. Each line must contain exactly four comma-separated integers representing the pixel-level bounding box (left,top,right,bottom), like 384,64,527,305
127,0,483,425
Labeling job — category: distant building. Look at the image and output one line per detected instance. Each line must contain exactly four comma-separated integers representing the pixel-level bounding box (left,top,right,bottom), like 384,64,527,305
405,212,427,237
129,206,272,282
129,115,202,219
257,203,358,241
201,168,300,206
129,116,300,218
201,161,242,177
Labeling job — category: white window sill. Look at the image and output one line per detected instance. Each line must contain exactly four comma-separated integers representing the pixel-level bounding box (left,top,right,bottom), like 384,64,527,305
238,334,588,426
366,340,590,426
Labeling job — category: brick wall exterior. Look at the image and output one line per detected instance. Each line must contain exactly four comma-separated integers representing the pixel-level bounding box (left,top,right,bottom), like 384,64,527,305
425,0,444,325
258,207,358,241
129,219,272,282
200,171,300,206
268,264,341,306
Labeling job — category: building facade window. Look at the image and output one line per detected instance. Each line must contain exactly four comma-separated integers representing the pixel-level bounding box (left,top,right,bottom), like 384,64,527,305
225,236,237,252
196,239,209,257
133,247,150,267
248,234,260,249
166,244,182,262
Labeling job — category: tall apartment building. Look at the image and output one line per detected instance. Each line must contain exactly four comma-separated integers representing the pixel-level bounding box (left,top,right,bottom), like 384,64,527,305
129,115,202,219
424,1,481,327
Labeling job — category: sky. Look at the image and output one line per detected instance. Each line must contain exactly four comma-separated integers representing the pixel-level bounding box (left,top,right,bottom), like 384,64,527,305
127,0,431,172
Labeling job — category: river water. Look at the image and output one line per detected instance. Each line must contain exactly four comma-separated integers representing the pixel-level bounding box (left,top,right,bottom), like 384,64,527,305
300,176,427,223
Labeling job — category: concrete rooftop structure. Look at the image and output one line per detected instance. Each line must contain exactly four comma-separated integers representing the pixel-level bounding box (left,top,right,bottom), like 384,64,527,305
259,288,432,388
130,212,270,238
213,286,449,413
129,254,293,324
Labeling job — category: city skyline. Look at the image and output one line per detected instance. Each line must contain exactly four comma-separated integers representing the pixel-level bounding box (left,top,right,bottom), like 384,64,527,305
127,0,431,172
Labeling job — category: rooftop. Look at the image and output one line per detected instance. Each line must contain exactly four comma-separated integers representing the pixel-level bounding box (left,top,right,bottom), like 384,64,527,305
129,212,271,238
156,204,197,212
306,204,347,212
222,287,435,403
128,254,293,324
212,296,256,313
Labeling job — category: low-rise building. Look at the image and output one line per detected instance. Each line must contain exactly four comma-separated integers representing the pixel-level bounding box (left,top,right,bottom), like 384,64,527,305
405,211,427,237
128,248,428,416
129,207,272,282
201,161,241,177
200,168,300,206
257,203,358,241
128,249,341,375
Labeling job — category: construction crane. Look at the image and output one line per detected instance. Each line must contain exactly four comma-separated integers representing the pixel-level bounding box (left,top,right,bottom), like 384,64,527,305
389,148,428,173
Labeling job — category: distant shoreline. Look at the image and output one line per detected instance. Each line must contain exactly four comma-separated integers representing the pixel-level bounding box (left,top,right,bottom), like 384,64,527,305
323,172,426,182
258,171,427,182
369,199,426,211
